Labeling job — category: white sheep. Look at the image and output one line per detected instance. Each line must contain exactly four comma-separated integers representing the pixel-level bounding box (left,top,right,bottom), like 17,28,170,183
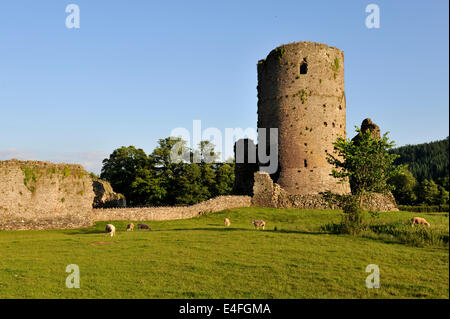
105,224,116,237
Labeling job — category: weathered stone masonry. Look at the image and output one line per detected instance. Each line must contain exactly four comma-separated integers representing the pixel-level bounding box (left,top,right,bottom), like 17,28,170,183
0,160,94,230
257,41,351,195
252,171,398,212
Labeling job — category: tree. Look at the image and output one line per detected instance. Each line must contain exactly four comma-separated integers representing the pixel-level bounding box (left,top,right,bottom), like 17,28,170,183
130,168,167,206
391,137,449,182
437,176,449,191
194,140,220,164
100,137,235,206
214,163,235,196
327,127,402,208
100,146,149,205
194,140,220,199
435,186,449,206
415,179,440,205
324,127,402,234
146,137,187,205
388,167,417,205
174,163,210,205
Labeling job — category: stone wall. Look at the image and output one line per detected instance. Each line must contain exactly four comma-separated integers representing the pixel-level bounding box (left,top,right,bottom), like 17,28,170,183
252,172,398,211
0,160,95,230
93,195,252,221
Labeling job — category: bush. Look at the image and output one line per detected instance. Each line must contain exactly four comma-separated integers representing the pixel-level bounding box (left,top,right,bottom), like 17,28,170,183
321,219,448,247
320,195,366,235
367,222,448,247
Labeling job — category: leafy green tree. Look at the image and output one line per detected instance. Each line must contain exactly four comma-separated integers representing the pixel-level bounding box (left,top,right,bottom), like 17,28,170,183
100,138,235,206
327,127,402,208
437,176,449,191
194,140,220,164
130,168,167,206
323,127,402,234
214,163,235,196
149,137,190,205
174,163,210,205
195,141,220,199
435,186,449,206
388,167,417,205
415,179,440,205
100,146,149,205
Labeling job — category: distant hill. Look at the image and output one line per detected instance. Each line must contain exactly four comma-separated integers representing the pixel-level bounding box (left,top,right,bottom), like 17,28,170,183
391,137,449,182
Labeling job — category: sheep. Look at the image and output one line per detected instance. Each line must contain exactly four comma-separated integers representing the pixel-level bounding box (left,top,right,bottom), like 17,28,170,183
252,220,266,230
224,218,230,227
411,217,431,227
138,223,152,231
126,223,134,231
105,224,116,237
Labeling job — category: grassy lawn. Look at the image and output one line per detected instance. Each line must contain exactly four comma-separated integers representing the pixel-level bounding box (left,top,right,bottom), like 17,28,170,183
0,207,448,299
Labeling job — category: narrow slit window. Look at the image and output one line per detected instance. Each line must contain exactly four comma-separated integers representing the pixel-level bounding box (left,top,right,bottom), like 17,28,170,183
300,62,308,74
304,159,308,168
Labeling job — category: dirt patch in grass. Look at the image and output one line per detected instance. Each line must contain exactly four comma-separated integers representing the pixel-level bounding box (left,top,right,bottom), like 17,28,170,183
90,241,114,246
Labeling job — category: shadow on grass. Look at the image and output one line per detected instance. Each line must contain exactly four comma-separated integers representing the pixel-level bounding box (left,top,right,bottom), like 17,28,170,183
63,229,107,235
160,227,325,235
64,226,326,236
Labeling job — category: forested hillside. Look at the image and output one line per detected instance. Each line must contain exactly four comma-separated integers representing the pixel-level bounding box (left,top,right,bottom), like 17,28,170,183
391,137,449,182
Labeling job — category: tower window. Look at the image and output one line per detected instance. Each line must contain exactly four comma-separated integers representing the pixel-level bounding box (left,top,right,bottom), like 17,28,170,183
304,159,308,168
300,58,308,74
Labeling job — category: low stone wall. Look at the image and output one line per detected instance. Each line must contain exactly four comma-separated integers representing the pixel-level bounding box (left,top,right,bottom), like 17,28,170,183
93,195,252,221
252,172,398,211
0,160,95,230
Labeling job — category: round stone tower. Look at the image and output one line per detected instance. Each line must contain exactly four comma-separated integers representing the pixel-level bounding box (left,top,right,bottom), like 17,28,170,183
257,41,350,195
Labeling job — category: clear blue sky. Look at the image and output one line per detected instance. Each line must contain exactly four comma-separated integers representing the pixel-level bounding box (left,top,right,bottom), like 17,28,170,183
0,0,448,173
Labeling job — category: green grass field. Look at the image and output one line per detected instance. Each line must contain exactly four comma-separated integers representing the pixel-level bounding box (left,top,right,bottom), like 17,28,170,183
0,207,448,299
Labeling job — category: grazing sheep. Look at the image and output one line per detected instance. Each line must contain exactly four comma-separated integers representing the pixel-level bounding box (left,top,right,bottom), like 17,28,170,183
411,217,431,227
252,220,266,230
138,223,152,231
224,218,230,227
126,223,134,231
105,224,116,237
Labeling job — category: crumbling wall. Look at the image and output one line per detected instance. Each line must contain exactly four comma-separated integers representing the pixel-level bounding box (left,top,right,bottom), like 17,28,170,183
93,195,252,221
252,172,398,211
0,160,95,230
92,178,126,208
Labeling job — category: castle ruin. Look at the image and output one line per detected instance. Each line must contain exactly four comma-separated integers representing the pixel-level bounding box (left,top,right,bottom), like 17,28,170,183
236,41,397,211
257,41,350,195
